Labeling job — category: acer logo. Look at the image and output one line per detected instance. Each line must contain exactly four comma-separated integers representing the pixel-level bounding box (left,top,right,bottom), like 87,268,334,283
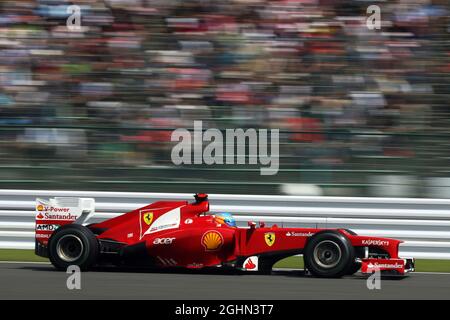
153,238,175,245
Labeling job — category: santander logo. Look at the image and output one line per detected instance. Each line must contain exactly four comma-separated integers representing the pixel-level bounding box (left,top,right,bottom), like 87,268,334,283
35,202,78,221
244,258,256,270
243,256,258,271
36,211,77,221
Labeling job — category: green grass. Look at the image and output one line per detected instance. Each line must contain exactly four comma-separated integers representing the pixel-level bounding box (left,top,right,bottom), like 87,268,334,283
413,259,450,273
0,249,48,262
0,249,449,272
274,256,305,269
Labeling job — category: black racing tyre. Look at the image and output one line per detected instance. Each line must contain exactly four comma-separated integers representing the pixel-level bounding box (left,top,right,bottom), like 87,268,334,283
346,262,361,276
48,224,99,271
304,230,355,278
257,259,275,275
343,229,362,275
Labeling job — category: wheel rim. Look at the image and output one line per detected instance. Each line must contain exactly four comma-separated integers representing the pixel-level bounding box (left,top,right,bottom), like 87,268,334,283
56,234,84,263
313,240,342,269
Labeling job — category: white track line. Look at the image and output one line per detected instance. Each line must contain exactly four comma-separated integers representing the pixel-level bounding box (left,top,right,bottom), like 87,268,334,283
0,261,50,265
412,272,450,275
0,262,448,275
272,267,450,275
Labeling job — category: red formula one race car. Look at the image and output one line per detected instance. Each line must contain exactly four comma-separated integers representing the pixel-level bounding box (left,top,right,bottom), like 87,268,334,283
35,194,414,277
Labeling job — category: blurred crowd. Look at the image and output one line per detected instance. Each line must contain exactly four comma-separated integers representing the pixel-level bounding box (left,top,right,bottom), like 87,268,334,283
0,0,449,192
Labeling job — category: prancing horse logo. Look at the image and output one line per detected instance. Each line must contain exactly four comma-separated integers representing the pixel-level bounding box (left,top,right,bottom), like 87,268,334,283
264,232,276,247
143,212,154,225
139,210,154,240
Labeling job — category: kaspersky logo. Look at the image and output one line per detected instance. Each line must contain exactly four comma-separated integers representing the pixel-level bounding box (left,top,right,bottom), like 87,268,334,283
362,240,390,246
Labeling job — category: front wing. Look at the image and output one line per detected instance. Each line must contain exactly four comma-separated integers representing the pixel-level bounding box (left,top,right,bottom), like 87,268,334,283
360,257,415,275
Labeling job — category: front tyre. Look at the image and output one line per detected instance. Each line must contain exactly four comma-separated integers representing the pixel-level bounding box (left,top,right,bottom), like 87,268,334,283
304,231,354,278
343,229,362,275
48,224,99,271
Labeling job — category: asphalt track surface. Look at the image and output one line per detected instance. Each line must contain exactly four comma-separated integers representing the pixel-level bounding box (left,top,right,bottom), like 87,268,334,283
0,262,449,300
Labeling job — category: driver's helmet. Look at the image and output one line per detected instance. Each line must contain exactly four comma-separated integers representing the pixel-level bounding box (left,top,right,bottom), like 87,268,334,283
214,212,236,227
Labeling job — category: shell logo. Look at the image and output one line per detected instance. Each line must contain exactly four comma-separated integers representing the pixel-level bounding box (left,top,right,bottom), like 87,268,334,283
36,205,44,211
201,230,223,251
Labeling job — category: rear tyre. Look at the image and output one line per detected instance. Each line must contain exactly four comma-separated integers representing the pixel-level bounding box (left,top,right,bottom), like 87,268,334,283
304,231,354,278
48,224,99,271
258,259,275,275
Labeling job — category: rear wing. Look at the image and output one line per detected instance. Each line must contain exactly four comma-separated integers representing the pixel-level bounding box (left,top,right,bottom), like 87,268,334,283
35,197,95,257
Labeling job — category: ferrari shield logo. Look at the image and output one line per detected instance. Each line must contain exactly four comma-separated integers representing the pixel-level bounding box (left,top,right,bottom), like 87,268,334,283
264,232,276,247
139,210,154,239
143,212,153,225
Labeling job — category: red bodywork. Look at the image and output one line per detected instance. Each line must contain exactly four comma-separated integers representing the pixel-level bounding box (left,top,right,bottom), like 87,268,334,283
36,194,414,275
